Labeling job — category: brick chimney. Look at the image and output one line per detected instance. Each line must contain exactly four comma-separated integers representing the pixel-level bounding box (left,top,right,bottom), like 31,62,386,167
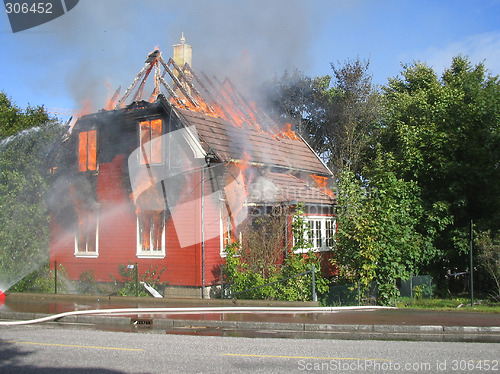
173,33,192,97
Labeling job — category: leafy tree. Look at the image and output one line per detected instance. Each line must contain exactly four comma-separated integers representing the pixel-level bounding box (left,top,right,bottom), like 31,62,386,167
261,59,381,175
334,160,428,305
475,231,500,301
260,69,331,153
379,57,500,292
325,58,381,174
0,92,63,291
239,211,287,278
0,92,50,138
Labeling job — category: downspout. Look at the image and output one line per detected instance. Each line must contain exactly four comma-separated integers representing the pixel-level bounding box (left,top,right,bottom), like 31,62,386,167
201,164,205,299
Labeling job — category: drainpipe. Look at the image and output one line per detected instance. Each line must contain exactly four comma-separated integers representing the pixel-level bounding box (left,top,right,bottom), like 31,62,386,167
201,165,205,299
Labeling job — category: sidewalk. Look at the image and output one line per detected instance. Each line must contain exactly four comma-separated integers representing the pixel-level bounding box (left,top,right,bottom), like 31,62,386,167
1,293,499,342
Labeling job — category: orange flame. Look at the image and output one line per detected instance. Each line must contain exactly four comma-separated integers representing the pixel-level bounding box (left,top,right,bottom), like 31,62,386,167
104,80,115,110
75,99,92,117
224,152,252,242
309,174,335,199
278,123,299,141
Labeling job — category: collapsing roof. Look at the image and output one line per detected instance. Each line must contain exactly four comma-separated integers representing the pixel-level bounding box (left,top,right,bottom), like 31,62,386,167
176,108,331,176
59,44,335,209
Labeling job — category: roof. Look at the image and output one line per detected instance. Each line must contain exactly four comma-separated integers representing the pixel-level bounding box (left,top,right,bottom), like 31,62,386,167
64,48,336,208
104,49,331,177
174,107,331,176
248,171,335,205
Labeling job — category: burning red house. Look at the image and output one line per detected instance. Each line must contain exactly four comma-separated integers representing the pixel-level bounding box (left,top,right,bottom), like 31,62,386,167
48,38,336,298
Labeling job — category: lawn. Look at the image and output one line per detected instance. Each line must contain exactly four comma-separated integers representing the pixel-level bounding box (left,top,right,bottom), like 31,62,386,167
396,297,500,313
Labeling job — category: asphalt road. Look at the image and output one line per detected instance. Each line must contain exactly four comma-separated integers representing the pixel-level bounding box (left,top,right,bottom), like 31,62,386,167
1,325,499,373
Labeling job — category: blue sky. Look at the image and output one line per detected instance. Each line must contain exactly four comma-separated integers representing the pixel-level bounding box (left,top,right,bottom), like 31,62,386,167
1,0,499,118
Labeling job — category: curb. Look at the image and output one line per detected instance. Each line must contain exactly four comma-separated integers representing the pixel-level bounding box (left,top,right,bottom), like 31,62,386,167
1,310,499,342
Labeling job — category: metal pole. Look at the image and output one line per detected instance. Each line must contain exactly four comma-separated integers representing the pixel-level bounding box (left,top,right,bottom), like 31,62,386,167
470,220,474,307
220,264,224,299
201,167,206,299
311,264,317,302
135,263,139,297
54,261,57,294
357,282,360,306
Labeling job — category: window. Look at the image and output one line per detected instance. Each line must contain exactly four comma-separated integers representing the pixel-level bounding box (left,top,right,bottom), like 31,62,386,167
220,209,233,256
78,130,97,171
325,219,335,247
311,220,322,249
137,210,165,257
139,119,162,165
295,216,336,252
75,208,98,257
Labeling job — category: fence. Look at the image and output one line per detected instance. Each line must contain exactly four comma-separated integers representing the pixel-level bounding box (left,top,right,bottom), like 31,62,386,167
10,261,208,298
220,264,318,302
11,261,434,304
324,281,378,306
52,261,169,297
399,275,434,299
324,276,434,306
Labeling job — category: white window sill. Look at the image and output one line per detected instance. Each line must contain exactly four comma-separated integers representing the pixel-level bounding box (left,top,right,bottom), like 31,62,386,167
294,247,333,254
75,253,99,258
136,253,166,259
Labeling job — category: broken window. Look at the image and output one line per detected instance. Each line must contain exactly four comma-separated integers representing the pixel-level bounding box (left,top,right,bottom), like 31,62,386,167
220,209,233,254
137,210,165,256
139,119,163,165
75,208,98,256
78,130,97,172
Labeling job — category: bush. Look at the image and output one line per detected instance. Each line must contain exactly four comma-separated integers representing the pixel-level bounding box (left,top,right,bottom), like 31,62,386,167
222,203,330,301
111,263,167,297
9,262,65,293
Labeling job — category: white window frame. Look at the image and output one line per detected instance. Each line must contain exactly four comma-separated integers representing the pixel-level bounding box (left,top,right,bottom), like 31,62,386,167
294,216,336,253
136,216,166,259
74,211,99,258
220,209,232,257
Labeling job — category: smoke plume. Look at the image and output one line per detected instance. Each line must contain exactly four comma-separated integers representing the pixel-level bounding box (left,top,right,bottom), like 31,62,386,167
40,0,312,110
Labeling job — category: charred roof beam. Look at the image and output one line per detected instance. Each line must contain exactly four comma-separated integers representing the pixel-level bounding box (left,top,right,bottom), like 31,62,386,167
157,56,199,109
158,75,187,109
182,64,219,114
200,72,235,123
115,50,160,109
167,58,216,113
132,63,155,103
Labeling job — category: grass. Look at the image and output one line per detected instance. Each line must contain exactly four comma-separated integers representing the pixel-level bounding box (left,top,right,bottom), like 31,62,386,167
396,297,500,313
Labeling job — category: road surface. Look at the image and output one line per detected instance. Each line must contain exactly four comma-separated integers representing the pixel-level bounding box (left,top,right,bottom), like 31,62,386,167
1,324,498,373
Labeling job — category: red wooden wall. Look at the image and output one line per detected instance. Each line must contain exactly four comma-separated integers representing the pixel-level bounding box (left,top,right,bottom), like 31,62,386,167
49,154,225,288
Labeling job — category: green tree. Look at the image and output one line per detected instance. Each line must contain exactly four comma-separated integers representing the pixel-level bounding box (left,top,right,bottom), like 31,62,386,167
334,161,428,305
0,92,63,290
325,58,381,174
379,57,500,292
475,231,500,301
261,59,381,175
260,69,331,154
